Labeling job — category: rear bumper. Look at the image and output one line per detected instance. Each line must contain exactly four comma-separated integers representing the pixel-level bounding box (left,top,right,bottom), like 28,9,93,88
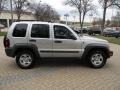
5,47,15,57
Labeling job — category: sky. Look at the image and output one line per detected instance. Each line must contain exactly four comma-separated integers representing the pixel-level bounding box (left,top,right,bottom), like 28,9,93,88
37,0,117,22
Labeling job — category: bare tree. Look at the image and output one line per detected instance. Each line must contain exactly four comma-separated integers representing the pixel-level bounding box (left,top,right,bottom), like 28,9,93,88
111,11,120,27
0,0,7,14
65,0,96,33
113,0,120,8
30,2,60,22
99,0,120,34
0,0,7,32
13,0,30,21
50,10,60,22
99,0,116,33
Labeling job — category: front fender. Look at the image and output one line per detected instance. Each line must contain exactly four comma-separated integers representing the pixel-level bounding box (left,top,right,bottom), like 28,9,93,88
81,43,110,60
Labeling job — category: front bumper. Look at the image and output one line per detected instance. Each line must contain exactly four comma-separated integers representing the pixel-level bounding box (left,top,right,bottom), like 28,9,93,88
108,50,113,58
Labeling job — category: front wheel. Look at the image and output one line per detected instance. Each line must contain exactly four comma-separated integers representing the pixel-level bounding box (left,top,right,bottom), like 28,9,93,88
87,50,107,69
16,51,35,69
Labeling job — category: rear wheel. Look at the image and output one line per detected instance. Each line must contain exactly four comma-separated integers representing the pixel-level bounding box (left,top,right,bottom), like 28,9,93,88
16,51,35,69
87,50,107,69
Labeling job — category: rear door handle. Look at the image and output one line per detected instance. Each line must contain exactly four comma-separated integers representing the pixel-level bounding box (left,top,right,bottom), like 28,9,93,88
29,39,36,42
54,40,62,43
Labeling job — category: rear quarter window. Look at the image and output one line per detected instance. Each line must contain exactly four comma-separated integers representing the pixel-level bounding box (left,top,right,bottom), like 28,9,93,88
12,24,28,37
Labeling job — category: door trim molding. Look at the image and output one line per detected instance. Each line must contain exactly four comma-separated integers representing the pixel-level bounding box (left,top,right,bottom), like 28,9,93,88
40,51,79,53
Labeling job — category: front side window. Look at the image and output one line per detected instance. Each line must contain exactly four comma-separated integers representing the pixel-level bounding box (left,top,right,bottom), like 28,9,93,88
54,25,74,39
13,24,28,37
31,24,49,38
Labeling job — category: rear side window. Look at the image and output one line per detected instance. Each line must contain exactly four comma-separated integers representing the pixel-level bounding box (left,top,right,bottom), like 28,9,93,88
31,24,49,38
12,24,28,37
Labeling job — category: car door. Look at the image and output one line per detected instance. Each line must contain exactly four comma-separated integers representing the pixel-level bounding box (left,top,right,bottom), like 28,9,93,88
29,23,53,58
53,25,82,58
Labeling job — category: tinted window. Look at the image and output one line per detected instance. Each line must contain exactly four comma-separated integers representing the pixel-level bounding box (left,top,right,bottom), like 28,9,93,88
31,24,49,38
54,25,73,39
13,24,28,37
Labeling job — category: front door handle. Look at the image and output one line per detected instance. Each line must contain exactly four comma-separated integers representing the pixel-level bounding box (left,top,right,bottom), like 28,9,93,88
54,40,62,43
29,39,36,42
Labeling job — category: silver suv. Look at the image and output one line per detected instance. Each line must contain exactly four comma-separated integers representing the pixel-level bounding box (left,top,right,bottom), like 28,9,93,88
4,22,113,69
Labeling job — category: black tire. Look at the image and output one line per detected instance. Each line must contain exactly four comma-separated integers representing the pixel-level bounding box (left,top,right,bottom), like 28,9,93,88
87,50,107,69
16,51,35,69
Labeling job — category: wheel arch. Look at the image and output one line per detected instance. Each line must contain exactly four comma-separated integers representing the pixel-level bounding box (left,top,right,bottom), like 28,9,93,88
81,44,109,60
13,44,40,58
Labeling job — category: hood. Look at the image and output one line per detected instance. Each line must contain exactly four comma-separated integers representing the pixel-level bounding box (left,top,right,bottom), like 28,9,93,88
80,35,109,45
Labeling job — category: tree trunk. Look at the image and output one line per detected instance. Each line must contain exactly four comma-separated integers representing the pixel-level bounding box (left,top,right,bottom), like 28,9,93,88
79,16,83,34
81,13,86,34
79,0,83,34
17,14,21,21
101,4,107,35
79,10,83,34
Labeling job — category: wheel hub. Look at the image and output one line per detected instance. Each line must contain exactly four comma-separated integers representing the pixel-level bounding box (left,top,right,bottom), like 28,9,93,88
91,54,103,66
19,54,32,67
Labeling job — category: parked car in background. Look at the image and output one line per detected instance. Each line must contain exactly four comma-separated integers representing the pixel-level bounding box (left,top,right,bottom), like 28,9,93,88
103,28,120,38
88,28,101,35
73,29,80,34
73,27,88,34
82,28,88,33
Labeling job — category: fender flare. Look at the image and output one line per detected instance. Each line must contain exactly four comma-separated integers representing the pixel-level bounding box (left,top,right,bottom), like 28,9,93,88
13,43,40,58
81,43,109,60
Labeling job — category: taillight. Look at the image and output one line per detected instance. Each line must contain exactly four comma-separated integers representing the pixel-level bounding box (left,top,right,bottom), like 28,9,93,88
3,35,10,48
